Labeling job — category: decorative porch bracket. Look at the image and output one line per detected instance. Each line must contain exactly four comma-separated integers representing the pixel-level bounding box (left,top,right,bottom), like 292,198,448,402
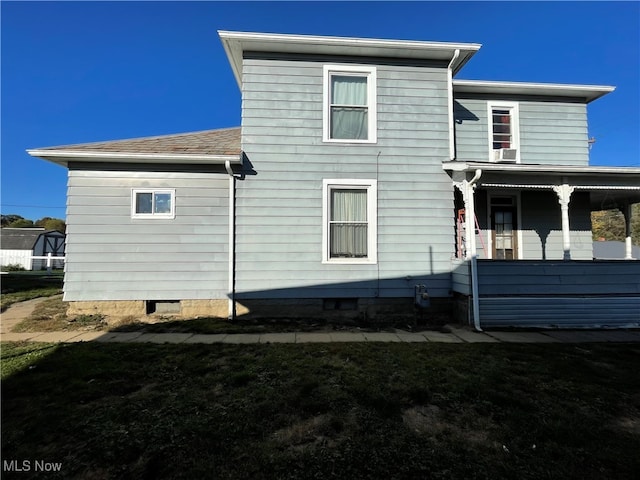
552,182,575,260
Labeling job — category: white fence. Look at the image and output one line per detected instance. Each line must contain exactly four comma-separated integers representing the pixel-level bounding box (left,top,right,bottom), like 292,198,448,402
0,252,66,272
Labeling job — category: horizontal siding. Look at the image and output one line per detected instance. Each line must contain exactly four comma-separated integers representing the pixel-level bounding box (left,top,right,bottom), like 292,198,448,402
451,259,471,295
454,96,589,165
476,260,640,328
477,260,640,296
480,297,640,328
64,169,229,301
237,57,454,299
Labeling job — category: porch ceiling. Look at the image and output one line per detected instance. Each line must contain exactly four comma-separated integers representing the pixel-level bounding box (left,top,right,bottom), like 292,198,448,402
443,161,640,210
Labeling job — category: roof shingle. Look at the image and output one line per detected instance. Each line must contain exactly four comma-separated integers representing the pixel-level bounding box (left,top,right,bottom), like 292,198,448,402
32,127,241,157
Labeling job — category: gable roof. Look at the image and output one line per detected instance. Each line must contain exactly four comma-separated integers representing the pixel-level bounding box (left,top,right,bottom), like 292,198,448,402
27,127,242,167
1,228,64,250
218,30,481,87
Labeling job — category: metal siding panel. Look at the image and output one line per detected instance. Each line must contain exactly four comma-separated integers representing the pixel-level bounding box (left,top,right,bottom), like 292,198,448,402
238,57,453,300
454,97,589,165
64,170,229,301
479,297,640,328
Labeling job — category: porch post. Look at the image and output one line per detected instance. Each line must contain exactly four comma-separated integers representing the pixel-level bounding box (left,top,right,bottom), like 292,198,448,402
622,202,634,260
553,182,575,261
454,169,482,331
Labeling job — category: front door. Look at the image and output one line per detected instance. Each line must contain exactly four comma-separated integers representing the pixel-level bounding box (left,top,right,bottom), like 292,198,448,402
490,196,517,260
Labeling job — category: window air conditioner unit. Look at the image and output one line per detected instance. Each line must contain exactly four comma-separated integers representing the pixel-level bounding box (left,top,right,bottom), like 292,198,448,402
493,148,517,162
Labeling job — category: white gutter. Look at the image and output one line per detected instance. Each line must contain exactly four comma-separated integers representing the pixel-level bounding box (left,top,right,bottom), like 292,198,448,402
27,149,242,163
466,168,482,332
447,49,460,161
225,160,236,320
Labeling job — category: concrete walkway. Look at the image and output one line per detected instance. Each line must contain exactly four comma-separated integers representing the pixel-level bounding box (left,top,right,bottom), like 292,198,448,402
2,297,640,345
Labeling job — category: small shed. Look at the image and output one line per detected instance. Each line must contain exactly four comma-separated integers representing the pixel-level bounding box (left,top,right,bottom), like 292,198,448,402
0,228,65,270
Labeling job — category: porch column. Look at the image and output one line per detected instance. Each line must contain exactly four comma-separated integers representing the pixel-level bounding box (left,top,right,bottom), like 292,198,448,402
621,202,634,260
454,169,482,331
552,182,575,261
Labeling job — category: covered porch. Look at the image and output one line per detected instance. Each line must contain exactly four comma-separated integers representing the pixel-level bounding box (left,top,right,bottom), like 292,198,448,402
445,161,640,329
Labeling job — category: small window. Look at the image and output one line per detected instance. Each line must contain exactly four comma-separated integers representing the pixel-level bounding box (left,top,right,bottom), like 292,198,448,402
487,101,520,162
322,179,377,264
132,189,175,219
323,65,377,143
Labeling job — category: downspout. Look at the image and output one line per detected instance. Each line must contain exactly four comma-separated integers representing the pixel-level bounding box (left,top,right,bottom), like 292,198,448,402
467,168,482,331
225,160,236,320
447,49,460,161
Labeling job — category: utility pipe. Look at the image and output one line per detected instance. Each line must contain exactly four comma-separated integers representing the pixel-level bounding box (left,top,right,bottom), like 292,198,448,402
447,49,460,161
466,169,482,331
225,160,236,320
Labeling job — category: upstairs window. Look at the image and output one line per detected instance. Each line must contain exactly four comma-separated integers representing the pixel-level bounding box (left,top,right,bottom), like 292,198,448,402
322,179,377,264
487,101,520,162
132,189,175,219
323,65,377,143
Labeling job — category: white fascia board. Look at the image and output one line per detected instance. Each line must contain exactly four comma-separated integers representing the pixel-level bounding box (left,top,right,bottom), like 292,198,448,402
442,161,640,176
219,30,481,87
27,149,242,167
454,79,615,103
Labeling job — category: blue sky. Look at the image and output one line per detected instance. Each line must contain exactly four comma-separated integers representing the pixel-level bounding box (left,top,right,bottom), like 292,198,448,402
2,1,638,221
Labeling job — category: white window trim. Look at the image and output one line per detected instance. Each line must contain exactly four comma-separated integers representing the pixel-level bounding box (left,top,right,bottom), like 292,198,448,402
322,179,377,264
487,101,520,163
485,191,523,260
131,189,176,219
323,64,377,144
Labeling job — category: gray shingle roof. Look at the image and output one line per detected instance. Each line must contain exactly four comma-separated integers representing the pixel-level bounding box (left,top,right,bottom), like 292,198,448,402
1,228,63,250
31,126,241,156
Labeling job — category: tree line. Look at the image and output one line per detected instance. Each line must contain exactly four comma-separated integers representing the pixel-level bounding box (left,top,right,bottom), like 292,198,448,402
1,215,66,233
591,205,640,245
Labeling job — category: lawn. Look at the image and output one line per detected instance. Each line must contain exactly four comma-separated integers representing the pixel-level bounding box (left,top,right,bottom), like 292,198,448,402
0,271,63,311
2,341,639,479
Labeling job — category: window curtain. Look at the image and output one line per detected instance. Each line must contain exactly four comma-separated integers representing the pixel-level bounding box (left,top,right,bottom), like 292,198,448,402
330,189,367,257
492,110,512,149
331,76,368,140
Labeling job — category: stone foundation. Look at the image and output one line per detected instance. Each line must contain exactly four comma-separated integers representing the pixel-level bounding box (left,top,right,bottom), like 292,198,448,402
67,299,229,325
67,300,146,318
67,297,454,326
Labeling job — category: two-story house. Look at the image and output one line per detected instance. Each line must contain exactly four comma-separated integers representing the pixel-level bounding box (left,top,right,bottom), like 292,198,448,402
28,31,640,329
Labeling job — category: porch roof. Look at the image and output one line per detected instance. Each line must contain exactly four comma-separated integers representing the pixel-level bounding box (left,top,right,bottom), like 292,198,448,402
442,161,640,209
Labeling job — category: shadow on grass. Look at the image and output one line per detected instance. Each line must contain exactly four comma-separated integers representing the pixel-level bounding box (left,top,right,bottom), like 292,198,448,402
2,341,639,479
0,271,63,311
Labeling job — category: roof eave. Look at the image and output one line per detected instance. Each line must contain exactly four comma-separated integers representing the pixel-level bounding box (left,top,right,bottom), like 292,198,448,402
27,149,243,168
218,30,481,88
453,79,615,103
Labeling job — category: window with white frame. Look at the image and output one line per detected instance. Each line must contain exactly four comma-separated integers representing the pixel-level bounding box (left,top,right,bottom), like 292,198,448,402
323,65,377,143
487,101,520,162
131,189,175,219
322,179,377,263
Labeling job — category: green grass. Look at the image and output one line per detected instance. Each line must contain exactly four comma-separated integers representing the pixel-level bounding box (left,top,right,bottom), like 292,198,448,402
0,271,63,311
2,341,639,479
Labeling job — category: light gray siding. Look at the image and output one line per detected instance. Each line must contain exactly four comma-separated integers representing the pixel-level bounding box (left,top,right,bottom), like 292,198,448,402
237,56,454,300
454,95,589,165
65,168,229,301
